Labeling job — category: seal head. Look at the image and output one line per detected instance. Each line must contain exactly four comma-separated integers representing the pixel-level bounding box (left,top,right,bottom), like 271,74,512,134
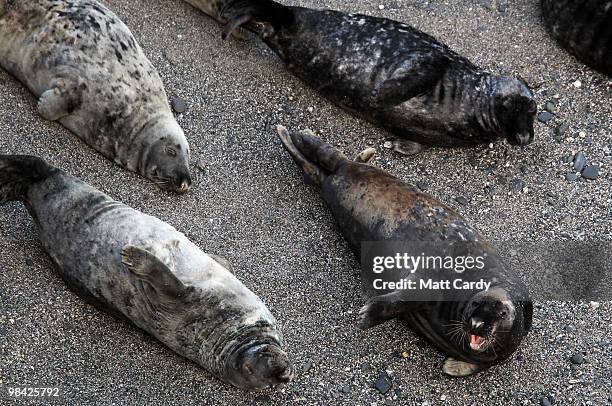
492,77,537,147
225,342,294,390
133,117,192,193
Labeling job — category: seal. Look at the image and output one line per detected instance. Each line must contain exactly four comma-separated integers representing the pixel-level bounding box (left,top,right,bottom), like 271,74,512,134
541,0,612,76
0,154,293,390
276,125,532,376
188,0,537,153
0,0,192,193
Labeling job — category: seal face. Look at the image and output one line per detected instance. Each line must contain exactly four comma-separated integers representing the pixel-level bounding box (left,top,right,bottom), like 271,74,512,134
276,126,532,376
0,155,293,390
0,0,192,193
191,0,537,150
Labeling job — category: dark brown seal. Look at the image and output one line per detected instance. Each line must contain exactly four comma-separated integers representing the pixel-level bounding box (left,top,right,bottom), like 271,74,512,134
277,125,532,376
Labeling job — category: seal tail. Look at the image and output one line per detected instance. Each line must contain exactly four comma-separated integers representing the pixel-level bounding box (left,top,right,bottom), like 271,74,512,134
276,125,348,186
221,0,295,40
0,155,57,203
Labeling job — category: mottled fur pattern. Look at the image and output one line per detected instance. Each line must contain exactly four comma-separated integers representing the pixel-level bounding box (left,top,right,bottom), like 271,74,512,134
277,126,532,376
0,155,292,390
0,0,191,192
191,0,537,149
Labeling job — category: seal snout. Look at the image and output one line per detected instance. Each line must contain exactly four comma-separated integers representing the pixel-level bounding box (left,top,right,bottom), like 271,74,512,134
231,343,294,390
173,172,192,194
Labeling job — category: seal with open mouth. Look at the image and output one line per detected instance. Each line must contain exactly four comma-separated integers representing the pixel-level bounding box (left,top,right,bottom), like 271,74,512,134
277,125,532,376
0,0,192,192
188,0,537,153
0,154,293,390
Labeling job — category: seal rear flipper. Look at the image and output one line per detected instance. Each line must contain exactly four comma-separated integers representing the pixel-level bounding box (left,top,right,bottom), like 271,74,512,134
0,155,58,203
442,357,483,377
220,0,295,39
357,291,423,330
121,245,191,307
37,87,79,121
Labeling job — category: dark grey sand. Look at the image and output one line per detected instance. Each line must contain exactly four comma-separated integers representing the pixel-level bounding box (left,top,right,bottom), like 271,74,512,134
0,0,610,404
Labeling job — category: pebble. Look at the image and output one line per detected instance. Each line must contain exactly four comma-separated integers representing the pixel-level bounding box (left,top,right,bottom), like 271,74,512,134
590,301,600,309
544,101,556,113
540,397,552,406
581,165,599,180
573,80,582,88
570,353,584,365
556,122,569,137
565,173,578,181
509,178,525,192
374,372,392,394
455,196,469,205
340,385,351,394
383,141,393,149
196,157,206,172
361,362,372,372
171,98,187,113
416,181,429,191
379,4,385,10
302,361,313,373
537,111,553,123
573,152,586,172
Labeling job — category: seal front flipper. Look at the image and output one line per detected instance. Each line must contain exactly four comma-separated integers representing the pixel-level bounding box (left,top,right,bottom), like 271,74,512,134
220,0,295,40
354,148,376,164
0,155,58,203
121,245,191,305
357,291,423,330
442,357,483,377
37,88,79,121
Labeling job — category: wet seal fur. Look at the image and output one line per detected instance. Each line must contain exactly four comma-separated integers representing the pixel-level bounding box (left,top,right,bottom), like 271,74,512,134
541,0,612,76
0,154,293,390
0,0,192,193
277,126,532,376
191,0,537,153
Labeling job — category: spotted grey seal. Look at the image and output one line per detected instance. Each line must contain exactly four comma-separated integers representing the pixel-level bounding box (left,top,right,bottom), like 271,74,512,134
277,126,532,376
0,154,293,390
188,0,536,153
0,0,192,192
541,0,612,76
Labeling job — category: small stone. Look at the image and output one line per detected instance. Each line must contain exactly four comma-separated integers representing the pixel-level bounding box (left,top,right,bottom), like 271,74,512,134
379,4,385,10
590,301,600,309
307,106,314,113
537,111,553,123
578,131,586,138
564,324,576,332
587,122,598,130
302,361,313,373
573,80,582,88
581,165,599,180
361,362,372,372
440,395,447,401
556,122,569,137
544,101,556,113
509,178,525,192
540,397,552,406
455,196,469,205
383,140,393,149
584,137,593,146
401,351,409,359
196,157,206,172
171,98,187,113
565,173,578,181
254,394,271,403
573,152,586,172
570,353,584,365
340,385,351,394
563,155,573,164
416,181,429,191
374,372,392,394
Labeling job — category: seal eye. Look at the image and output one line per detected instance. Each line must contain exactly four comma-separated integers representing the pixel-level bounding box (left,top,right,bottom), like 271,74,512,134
166,147,177,157
500,310,508,318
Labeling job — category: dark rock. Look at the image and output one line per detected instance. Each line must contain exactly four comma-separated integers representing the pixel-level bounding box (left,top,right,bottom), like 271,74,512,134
540,397,552,406
570,352,584,365
509,178,525,192
374,372,392,394
584,137,593,145
171,98,187,113
0,327,7,337
302,361,313,373
581,165,599,180
520,165,529,174
360,362,372,372
254,395,271,403
563,155,573,164
565,173,578,181
497,0,509,12
538,111,553,123
340,385,351,394
556,122,569,136
416,181,429,191
455,196,469,205
573,152,586,172
587,122,598,130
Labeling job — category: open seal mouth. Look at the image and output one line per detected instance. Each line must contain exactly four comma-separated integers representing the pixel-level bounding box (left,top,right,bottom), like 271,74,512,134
469,334,487,351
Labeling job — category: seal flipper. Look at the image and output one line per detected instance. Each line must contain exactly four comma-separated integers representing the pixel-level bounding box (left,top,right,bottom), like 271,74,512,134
121,245,189,303
0,155,58,203
357,291,423,330
209,253,234,274
221,0,295,39
442,357,483,377
37,88,78,121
